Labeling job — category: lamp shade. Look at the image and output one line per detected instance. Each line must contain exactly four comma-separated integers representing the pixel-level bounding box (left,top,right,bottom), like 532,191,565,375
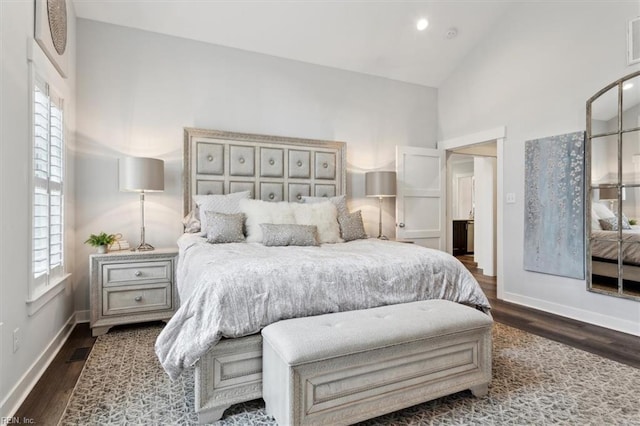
598,187,625,201
119,157,164,192
365,171,396,197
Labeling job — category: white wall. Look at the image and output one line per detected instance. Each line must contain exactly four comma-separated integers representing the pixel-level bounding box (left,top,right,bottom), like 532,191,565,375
439,2,640,335
74,19,438,311
0,0,77,417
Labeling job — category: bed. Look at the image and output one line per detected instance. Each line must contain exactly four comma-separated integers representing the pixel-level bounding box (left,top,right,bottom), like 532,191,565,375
155,128,491,423
590,201,640,290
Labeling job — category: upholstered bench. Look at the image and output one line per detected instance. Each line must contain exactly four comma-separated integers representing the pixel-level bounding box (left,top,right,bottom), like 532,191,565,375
261,299,492,426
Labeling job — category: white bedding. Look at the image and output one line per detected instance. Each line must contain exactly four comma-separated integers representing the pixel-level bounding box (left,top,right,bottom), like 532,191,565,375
155,235,491,380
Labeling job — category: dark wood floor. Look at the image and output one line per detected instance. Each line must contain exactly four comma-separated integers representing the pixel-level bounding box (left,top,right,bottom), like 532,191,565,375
457,255,640,369
14,322,96,425
14,258,640,424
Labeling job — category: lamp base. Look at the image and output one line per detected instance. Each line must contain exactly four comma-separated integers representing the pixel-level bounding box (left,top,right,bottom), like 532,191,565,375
133,242,155,252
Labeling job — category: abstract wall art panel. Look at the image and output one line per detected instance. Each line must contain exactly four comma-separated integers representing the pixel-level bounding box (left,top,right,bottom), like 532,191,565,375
524,131,585,279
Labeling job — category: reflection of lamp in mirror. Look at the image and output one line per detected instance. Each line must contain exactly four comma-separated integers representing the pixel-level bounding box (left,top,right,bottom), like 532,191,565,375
598,187,625,211
365,171,396,240
119,157,165,251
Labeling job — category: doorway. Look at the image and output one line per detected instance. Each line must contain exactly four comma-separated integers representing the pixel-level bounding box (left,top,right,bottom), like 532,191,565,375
438,127,505,297
447,146,496,276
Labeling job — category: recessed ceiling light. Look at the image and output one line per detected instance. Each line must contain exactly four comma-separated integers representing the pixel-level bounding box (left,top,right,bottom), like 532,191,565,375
623,82,634,90
417,18,429,31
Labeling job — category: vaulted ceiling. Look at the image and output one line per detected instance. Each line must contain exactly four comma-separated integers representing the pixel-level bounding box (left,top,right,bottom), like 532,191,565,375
72,0,515,88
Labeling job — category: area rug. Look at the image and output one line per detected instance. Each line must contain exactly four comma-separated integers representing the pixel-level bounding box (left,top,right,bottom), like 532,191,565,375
58,323,640,425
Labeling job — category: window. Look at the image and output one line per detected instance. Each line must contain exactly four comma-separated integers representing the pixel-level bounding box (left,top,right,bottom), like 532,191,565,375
32,73,65,293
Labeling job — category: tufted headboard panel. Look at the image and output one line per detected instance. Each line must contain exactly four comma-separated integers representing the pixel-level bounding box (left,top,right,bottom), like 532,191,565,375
183,128,347,216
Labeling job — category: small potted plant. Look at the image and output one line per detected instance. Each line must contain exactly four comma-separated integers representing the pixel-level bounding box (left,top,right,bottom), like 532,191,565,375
85,232,116,254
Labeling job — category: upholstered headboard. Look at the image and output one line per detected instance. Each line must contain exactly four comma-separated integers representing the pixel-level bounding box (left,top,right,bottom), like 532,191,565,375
183,128,347,216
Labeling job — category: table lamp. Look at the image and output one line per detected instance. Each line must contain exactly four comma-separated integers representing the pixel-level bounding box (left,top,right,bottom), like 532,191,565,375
365,171,396,240
119,157,164,251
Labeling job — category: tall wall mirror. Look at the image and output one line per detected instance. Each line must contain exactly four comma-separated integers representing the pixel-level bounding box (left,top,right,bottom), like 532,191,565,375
587,70,640,300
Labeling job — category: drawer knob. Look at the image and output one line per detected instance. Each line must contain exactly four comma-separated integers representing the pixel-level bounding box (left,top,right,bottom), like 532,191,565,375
323,162,328,168
239,157,245,164
207,155,213,162
297,160,303,167
269,158,275,165
134,270,142,277
134,296,142,302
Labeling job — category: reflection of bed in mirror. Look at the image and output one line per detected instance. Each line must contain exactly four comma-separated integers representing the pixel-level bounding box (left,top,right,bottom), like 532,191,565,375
591,228,640,294
590,199,640,295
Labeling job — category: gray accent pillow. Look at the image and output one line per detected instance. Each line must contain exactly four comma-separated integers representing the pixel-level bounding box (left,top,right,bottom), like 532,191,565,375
205,212,246,243
195,191,251,234
599,216,631,231
260,224,319,246
338,210,368,242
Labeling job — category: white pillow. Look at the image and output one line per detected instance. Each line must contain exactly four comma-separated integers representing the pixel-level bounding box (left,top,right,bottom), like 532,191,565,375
194,191,251,234
291,201,343,244
592,202,615,220
239,199,295,243
591,210,603,231
302,195,349,218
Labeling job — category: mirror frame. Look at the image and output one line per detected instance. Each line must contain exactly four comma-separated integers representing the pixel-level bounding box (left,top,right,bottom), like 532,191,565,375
586,70,640,301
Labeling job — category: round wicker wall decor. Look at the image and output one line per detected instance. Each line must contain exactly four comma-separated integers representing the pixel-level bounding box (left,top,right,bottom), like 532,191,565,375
47,0,67,55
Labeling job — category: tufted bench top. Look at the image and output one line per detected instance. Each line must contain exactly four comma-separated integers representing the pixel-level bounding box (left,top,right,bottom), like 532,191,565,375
261,299,492,365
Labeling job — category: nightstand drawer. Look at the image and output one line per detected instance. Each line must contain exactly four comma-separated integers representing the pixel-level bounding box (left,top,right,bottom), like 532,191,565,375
103,283,172,316
102,260,172,286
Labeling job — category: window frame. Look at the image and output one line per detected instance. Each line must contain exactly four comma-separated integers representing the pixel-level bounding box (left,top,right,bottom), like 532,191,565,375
27,62,70,312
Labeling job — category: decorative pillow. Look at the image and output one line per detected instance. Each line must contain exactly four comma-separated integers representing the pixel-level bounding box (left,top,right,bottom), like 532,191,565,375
302,195,353,239
260,224,318,247
291,201,343,244
592,202,615,220
182,210,201,233
591,209,603,231
302,195,349,218
338,210,367,242
194,191,251,234
239,199,295,243
599,216,631,231
204,212,245,244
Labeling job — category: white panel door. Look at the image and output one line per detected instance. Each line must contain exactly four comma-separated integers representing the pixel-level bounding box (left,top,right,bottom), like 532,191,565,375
396,146,445,250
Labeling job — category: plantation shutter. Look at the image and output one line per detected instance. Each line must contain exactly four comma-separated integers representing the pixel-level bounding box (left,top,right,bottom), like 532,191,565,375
32,74,64,288
49,93,64,279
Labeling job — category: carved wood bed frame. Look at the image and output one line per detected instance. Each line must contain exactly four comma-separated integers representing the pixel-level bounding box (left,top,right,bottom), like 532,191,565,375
182,127,347,423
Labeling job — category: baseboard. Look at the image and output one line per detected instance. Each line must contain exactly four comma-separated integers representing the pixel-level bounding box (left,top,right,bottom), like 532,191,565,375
0,313,76,419
503,292,640,336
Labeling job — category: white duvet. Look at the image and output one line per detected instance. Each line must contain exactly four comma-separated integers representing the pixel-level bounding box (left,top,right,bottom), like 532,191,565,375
155,235,491,380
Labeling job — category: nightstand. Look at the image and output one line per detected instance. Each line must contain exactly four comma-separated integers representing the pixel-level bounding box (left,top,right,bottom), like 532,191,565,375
89,248,179,337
